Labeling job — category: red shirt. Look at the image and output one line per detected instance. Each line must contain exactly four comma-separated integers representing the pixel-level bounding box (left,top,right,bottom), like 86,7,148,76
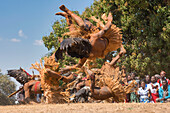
157,78,170,87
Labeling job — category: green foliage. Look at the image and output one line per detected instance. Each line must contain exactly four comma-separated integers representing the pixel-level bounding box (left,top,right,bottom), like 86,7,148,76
0,70,16,105
42,19,69,50
42,0,170,78
82,0,170,78
119,0,169,77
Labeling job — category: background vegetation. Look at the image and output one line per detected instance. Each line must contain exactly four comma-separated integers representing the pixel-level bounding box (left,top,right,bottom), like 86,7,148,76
0,69,16,105
42,0,170,78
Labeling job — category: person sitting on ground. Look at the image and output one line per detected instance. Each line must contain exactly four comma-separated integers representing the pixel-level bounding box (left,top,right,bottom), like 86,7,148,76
137,80,150,103
156,79,170,103
157,71,170,87
147,76,160,103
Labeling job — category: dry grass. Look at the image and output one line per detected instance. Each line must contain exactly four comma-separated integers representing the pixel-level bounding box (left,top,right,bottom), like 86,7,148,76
0,103,169,113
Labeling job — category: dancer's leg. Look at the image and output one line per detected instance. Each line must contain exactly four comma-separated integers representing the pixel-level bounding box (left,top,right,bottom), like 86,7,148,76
59,5,85,28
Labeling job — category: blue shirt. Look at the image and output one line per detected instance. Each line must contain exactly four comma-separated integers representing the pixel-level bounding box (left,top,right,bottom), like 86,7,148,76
158,85,170,103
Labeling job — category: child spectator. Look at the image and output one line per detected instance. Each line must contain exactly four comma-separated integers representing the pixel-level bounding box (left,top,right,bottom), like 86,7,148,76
137,80,150,103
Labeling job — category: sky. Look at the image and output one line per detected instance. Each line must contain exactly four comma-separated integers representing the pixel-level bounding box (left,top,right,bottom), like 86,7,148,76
0,0,94,87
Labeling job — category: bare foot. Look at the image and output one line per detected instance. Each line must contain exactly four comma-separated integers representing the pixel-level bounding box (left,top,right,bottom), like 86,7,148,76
59,5,69,12
55,11,71,26
55,12,67,17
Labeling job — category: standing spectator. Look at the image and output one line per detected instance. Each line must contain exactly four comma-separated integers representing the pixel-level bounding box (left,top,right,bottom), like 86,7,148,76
126,75,132,102
128,72,140,84
131,72,136,80
121,76,129,103
129,72,139,103
156,79,170,103
121,76,128,86
155,74,161,82
145,75,150,87
127,75,131,83
135,76,140,86
137,80,150,103
148,76,160,103
157,71,170,87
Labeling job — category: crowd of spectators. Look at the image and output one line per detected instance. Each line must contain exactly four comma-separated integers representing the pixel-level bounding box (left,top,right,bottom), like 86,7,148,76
16,70,170,104
124,71,170,103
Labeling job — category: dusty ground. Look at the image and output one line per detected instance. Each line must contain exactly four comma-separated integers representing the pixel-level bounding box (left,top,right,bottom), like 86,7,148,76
0,103,169,113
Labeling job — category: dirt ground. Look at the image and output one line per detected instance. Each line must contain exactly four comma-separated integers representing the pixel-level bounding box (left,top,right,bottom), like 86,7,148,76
0,103,169,113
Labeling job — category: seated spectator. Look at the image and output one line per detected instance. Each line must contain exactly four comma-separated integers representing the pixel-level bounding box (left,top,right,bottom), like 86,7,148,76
147,76,160,103
156,79,170,103
157,71,170,87
137,80,150,103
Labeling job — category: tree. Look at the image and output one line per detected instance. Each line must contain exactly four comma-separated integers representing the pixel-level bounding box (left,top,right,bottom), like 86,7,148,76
81,0,170,77
42,0,170,78
0,69,16,105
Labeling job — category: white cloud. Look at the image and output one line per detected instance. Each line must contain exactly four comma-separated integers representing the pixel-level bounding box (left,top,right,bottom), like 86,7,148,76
0,38,2,41
18,30,27,38
11,38,21,42
33,40,43,46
